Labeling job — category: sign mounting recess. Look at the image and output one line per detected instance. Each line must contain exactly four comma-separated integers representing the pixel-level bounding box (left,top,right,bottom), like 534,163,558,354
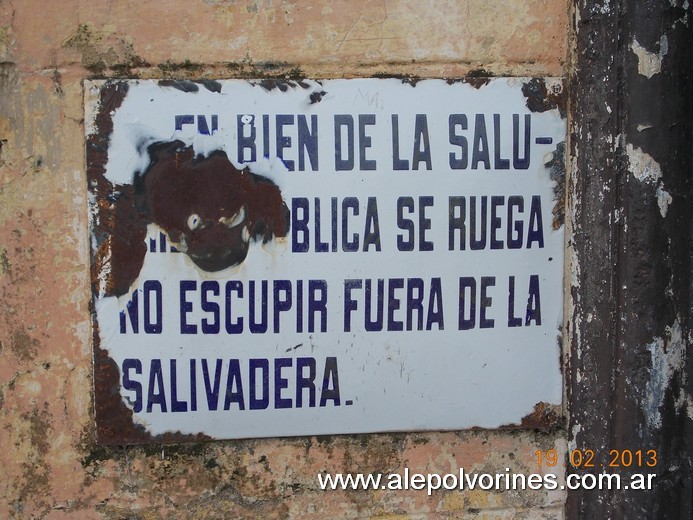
86,78,566,444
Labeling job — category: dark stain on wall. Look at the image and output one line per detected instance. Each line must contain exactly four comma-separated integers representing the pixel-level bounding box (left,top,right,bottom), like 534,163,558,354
521,78,566,119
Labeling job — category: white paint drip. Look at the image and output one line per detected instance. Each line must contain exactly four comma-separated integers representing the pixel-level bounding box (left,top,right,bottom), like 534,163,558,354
626,143,662,183
630,36,668,78
644,319,686,429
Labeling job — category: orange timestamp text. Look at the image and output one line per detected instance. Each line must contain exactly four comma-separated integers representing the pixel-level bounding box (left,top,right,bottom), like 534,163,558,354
535,449,657,469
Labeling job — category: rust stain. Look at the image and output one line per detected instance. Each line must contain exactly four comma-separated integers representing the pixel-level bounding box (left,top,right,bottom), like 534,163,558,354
446,70,493,89
157,79,223,94
87,82,290,444
132,141,289,275
371,73,422,87
256,78,311,92
157,79,200,92
545,141,566,230
495,401,563,430
93,320,212,445
521,77,567,118
518,401,563,430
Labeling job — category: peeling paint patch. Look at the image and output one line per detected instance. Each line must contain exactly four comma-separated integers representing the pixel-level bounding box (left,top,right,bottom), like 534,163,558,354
626,143,662,183
158,79,200,93
520,402,563,430
521,78,566,118
645,319,685,429
656,184,673,217
630,36,668,78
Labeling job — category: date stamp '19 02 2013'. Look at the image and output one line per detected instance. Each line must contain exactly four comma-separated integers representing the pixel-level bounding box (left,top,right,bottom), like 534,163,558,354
536,449,658,469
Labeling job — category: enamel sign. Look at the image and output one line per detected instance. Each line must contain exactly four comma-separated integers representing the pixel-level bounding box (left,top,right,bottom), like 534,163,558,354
86,78,566,443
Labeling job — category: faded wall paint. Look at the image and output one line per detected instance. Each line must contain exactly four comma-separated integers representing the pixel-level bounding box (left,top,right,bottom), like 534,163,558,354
0,1,569,518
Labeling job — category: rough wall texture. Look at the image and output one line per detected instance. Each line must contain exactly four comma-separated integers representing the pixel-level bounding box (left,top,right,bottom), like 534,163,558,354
0,1,568,518
568,0,691,517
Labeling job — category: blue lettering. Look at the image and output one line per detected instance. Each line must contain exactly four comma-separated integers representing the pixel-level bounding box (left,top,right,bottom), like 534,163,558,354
391,114,409,170
406,278,424,330
343,279,362,332
387,278,404,331
470,196,487,250
122,358,142,413
480,276,495,329
471,114,490,169
291,197,310,252
525,275,542,325
308,280,328,332
273,280,292,333
202,359,223,411
170,359,187,412
180,280,197,334
274,358,293,409
249,359,270,410
512,114,531,169
507,276,523,327
223,359,245,410
319,357,340,406
276,114,295,170
334,115,354,170
342,197,359,252
412,114,432,170
362,197,381,251
296,357,316,407
358,114,376,170
225,281,243,334
493,114,510,169
426,277,444,330
365,278,384,332
298,114,318,171
146,359,167,412
458,277,476,330
507,196,524,249
201,280,220,334
418,196,434,251
449,114,468,169
490,196,504,250
237,114,256,163
526,196,544,248
397,196,415,251
448,196,465,250
249,281,268,333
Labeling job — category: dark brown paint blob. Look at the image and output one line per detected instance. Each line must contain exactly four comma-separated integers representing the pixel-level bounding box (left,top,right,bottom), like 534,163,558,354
106,141,289,296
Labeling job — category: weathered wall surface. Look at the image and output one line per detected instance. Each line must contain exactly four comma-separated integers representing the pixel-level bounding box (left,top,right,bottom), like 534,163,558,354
568,0,692,517
0,1,568,518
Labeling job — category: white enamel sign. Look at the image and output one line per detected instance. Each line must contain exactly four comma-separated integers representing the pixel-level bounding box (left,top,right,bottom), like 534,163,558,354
86,78,565,442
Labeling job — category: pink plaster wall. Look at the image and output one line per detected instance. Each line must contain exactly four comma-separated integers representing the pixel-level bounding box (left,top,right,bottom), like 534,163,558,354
0,1,568,518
